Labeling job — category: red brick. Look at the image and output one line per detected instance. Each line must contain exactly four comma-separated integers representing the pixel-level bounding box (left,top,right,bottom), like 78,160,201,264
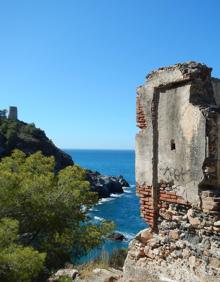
160,197,177,203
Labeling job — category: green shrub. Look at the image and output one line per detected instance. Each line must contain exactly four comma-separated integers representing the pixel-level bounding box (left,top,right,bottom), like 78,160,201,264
0,150,114,280
0,218,45,282
109,248,128,269
77,248,128,278
57,276,73,282
0,119,46,146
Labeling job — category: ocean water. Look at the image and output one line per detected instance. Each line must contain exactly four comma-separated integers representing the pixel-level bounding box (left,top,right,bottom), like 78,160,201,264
64,149,146,261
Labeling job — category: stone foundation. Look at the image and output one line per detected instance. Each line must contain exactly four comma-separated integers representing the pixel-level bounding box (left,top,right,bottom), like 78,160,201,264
133,182,220,281
123,220,220,281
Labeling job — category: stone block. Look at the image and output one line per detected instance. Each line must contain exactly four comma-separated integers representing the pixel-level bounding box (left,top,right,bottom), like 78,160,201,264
135,228,153,244
214,220,220,227
209,257,220,269
169,230,180,240
52,268,78,280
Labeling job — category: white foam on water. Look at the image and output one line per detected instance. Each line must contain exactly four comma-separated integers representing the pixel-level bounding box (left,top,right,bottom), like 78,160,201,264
97,197,114,205
81,205,87,212
89,207,98,212
123,185,134,194
124,190,132,193
111,193,124,198
94,216,105,221
123,186,130,190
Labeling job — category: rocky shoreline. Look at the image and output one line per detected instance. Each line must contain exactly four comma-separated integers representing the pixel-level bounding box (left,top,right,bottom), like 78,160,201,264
86,170,129,198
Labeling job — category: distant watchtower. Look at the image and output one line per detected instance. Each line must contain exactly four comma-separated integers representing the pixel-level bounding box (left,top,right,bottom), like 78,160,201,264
8,106,18,120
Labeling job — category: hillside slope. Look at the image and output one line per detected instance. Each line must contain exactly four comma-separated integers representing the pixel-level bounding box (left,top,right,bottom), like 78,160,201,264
0,119,73,170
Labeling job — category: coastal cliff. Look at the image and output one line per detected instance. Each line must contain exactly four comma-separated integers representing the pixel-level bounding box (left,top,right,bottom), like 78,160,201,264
0,118,129,198
0,119,73,170
122,62,220,282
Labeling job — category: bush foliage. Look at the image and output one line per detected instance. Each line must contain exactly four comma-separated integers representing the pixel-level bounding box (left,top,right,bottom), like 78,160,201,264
0,119,47,148
0,150,114,281
0,218,45,282
109,248,128,269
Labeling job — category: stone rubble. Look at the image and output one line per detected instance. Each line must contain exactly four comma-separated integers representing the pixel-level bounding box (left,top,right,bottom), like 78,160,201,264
123,223,220,282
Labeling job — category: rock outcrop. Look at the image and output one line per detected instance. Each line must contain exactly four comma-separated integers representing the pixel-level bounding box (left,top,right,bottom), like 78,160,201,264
0,119,73,170
123,62,220,281
75,268,123,282
50,267,123,282
86,170,129,198
108,232,127,241
49,268,79,281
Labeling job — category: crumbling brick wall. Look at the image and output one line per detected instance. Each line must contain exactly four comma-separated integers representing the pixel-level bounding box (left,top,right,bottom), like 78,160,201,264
136,62,220,227
132,62,220,281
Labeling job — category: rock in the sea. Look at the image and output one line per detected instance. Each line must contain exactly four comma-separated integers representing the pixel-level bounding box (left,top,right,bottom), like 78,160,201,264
109,232,126,241
117,175,129,188
86,170,129,198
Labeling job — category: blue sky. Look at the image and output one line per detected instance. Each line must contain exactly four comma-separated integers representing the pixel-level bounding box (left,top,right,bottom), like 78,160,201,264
0,0,219,149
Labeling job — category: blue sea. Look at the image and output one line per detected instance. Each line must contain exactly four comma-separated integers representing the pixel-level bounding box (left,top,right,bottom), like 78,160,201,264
64,149,146,261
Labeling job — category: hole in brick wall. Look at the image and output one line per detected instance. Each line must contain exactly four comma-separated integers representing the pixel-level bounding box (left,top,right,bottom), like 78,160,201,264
171,139,176,150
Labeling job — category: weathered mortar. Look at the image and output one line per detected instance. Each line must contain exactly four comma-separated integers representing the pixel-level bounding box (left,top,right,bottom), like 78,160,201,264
126,62,220,281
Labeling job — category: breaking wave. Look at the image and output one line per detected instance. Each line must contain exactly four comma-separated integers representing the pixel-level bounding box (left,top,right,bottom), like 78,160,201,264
94,216,105,221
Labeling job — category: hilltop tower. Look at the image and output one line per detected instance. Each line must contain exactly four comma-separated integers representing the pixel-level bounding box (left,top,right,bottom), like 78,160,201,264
8,106,18,120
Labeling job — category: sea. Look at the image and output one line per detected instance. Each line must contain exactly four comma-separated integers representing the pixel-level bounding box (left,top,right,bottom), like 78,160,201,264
64,149,146,262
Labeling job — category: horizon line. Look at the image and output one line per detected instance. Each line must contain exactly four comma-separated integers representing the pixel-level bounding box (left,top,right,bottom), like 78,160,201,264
62,148,135,151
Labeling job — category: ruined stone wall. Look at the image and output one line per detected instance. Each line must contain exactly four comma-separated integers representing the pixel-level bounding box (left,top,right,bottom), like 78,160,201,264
124,62,220,282
136,62,220,226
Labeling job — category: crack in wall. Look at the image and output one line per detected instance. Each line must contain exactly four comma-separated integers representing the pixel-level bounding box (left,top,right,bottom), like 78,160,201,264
151,89,160,231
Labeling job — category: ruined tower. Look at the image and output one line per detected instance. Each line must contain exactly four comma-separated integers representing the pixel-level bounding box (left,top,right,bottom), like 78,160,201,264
127,62,220,281
8,106,18,120
136,62,220,229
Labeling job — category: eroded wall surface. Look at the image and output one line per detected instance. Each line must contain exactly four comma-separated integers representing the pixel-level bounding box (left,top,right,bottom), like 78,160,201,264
129,62,220,281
